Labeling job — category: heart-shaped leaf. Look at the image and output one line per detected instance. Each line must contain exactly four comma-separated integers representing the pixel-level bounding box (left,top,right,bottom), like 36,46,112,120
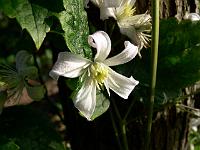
57,0,92,58
0,0,50,49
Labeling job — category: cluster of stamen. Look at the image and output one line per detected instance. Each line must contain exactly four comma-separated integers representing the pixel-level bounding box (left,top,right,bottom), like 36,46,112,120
116,3,135,21
90,62,109,88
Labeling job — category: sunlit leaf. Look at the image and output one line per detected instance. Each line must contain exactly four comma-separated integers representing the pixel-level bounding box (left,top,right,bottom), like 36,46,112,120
57,0,92,58
0,0,50,49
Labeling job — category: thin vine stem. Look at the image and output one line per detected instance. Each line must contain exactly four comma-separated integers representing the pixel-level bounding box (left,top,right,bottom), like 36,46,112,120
123,98,136,121
145,0,159,149
121,121,129,150
111,98,129,150
111,97,122,121
109,110,123,150
33,52,64,123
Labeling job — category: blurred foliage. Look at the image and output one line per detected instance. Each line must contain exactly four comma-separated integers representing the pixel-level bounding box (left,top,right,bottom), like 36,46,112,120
0,50,45,102
128,18,200,107
189,128,200,150
0,105,66,150
158,19,200,90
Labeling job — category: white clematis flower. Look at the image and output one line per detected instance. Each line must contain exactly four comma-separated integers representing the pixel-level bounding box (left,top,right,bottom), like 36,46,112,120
49,31,139,120
86,0,152,56
184,12,200,21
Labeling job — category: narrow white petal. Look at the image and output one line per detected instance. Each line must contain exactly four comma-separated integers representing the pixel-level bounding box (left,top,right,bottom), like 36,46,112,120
104,41,138,66
85,0,90,8
49,52,91,80
118,25,139,45
120,0,136,7
102,0,121,7
104,79,110,96
107,68,139,99
118,14,151,30
100,7,116,20
118,14,151,50
129,0,136,6
73,79,96,120
88,31,111,61
87,0,120,8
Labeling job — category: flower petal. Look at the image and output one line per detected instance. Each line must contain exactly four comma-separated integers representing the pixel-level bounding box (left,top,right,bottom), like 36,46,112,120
118,24,138,43
104,41,138,66
119,0,136,7
49,52,91,80
73,79,96,120
118,14,151,51
85,0,90,8
86,0,121,8
88,31,111,61
104,79,110,96
107,68,139,99
129,14,151,29
103,0,121,7
184,12,200,21
86,0,101,7
100,7,116,20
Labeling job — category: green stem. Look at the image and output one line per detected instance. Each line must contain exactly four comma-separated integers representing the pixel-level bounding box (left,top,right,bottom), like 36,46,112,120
33,52,64,123
145,0,159,149
123,98,136,121
109,110,123,150
121,121,129,150
111,99,129,150
111,98,122,121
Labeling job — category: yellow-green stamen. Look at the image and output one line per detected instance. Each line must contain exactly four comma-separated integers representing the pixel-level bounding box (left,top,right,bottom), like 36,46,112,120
116,3,135,21
90,62,109,87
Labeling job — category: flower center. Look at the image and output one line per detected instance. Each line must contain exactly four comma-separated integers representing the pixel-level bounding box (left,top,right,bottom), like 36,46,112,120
90,62,109,86
116,3,135,21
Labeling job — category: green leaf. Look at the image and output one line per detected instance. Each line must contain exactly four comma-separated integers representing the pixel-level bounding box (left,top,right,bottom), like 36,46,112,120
58,0,92,58
130,19,200,106
16,50,33,70
0,90,7,114
65,78,79,91
91,90,110,120
0,141,20,150
0,0,50,49
16,51,39,79
19,66,39,80
0,0,17,18
157,19,200,91
25,83,45,101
